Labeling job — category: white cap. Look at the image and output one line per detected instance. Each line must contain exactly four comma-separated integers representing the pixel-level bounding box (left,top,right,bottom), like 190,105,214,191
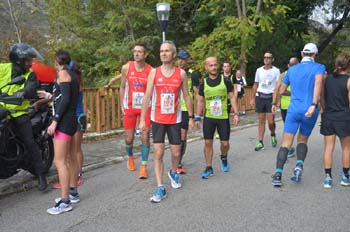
302,43,318,54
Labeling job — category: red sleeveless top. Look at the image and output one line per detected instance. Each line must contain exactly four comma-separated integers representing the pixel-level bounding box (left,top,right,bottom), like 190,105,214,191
151,67,182,124
123,61,152,110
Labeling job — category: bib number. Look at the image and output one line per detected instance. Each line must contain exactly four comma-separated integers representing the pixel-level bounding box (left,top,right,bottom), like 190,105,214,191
132,92,144,109
161,92,175,114
210,100,222,116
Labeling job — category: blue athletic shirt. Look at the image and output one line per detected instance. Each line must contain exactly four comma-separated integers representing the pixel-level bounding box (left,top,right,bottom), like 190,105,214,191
76,90,84,116
283,57,325,114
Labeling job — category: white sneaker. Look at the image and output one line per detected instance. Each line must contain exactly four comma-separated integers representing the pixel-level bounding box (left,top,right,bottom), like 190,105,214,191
47,200,73,215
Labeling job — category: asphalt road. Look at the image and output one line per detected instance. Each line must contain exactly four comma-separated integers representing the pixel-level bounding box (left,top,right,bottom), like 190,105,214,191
0,120,349,232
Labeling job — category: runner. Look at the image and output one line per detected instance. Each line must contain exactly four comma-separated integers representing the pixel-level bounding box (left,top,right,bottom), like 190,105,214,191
320,53,350,189
119,43,153,179
139,41,194,203
271,43,325,187
250,52,280,151
176,49,201,174
195,56,239,179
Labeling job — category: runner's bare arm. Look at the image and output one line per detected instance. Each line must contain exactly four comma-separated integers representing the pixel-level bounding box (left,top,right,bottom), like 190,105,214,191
229,91,240,126
118,63,129,113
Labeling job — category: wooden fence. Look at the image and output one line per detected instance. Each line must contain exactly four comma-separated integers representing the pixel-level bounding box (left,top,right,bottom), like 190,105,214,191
83,86,255,133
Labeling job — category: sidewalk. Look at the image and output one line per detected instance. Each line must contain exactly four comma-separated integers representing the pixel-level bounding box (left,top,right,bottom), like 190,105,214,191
0,110,279,197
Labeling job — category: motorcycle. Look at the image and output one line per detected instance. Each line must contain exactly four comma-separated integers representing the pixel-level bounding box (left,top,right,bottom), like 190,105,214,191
0,76,54,179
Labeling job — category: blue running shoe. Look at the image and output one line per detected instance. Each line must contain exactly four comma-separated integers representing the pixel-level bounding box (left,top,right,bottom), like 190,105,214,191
340,173,350,187
150,186,167,203
287,147,296,158
168,170,181,189
272,172,282,187
291,166,303,182
202,167,214,179
323,174,332,189
221,161,230,172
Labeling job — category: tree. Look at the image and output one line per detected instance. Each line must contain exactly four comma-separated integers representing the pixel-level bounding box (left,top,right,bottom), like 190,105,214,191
0,0,51,63
189,0,289,77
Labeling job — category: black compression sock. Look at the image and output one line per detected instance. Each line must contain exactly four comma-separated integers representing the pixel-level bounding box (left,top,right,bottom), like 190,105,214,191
325,168,332,178
221,155,228,166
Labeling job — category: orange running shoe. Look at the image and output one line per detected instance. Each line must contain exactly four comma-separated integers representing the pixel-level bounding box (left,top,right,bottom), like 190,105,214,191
176,166,186,174
127,156,136,171
52,182,61,189
139,165,148,179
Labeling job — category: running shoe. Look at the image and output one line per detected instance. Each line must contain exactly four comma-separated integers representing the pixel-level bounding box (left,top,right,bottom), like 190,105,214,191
201,167,214,179
150,186,167,203
127,156,136,171
272,172,282,187
47,200,73,215
340,173,350,187
323,174,332,189
287,147,296,158
291,165,303,182
139,164,148,179
55,194,80,204
168,170,181,189
221,161,230,172
271,135,277,147
176,165,186,174
254,142,264,151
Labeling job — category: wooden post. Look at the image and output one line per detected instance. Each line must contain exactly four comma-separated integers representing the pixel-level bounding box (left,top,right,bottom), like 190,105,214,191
89,89,94,131
105,88,110,130
99,87,106,132
95,88,101,133
111,88,116,129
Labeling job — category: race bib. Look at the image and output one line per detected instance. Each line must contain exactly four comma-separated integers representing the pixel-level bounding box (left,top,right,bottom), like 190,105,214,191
261,79,271,89
237,84,242,92
210,99,222,116
132,92,144,109
161,92,175,114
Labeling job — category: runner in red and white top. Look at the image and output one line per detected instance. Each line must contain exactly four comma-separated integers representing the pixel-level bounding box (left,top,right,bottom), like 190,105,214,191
119,43,153,179
140,41,194,203
150,66,182,124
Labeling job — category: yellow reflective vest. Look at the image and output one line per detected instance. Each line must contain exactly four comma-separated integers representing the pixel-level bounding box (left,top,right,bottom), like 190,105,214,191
0,63,31,118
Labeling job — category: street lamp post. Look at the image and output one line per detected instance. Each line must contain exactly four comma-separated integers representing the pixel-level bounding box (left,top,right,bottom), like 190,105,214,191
156,2,170,42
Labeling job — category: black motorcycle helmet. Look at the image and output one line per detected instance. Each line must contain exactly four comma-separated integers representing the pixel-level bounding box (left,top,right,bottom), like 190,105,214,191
9,43,43,65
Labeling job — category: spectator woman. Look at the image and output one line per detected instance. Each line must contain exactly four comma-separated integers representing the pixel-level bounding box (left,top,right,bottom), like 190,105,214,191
45,50,80,215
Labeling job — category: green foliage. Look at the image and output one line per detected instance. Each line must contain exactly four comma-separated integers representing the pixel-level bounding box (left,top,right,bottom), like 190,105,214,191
1,0,343,87
46,0,161,87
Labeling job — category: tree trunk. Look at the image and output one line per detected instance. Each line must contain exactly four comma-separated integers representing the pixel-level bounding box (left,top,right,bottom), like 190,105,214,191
318,7,350,55
7,0,22,43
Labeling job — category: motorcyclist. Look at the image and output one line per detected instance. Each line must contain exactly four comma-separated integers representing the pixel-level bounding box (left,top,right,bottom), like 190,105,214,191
0,43,47,191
